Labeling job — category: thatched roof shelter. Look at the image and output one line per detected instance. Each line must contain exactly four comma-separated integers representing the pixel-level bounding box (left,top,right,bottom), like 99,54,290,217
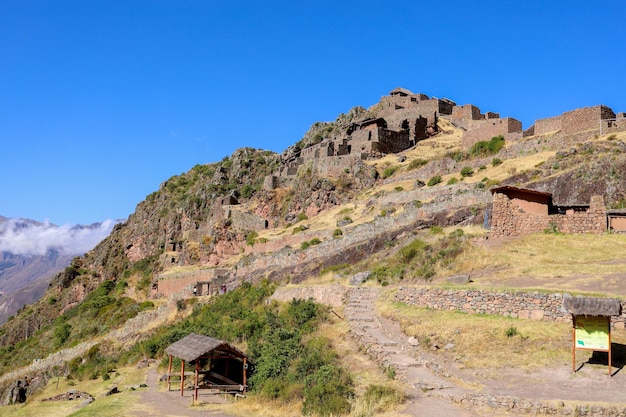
563,297,622,317
164,333,249,399
165,333,246,362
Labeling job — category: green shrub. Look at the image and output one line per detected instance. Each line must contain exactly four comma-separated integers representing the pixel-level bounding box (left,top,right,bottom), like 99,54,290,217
246,231,259,246
505,326,518,337
54,323,72,347
447,177,458,185
492,157,503,166
394,186,404,192
302,364,353,416
297,213,308,222
309,238,321,246
460,166,474,177
292,225,307,234
381,165,399,179
407,158,428,170
430,226,444,234
301,241,310,250
333,228,343,238
469,135,505,157
427,175,442,186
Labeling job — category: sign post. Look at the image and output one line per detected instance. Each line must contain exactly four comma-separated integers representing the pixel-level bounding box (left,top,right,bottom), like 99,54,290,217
572,315,612,375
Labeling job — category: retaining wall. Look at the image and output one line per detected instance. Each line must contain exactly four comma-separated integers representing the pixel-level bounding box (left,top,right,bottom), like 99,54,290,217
394,287,626,328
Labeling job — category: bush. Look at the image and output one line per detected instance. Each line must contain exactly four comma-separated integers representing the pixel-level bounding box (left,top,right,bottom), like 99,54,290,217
427,175,442,186
302,364,353,416
407,158,428,170
54,323,72,347
301,241,310,250
460,166,474,177
469,135,505,157
447,177,458,185
296,213,308,222
333,228,343,238
505,326,518,337
379,164,399,179
492,157,503,166
246,231,259,246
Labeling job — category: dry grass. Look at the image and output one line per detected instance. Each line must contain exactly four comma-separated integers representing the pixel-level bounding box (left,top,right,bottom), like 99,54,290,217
473,234,626,281
377,293,571,374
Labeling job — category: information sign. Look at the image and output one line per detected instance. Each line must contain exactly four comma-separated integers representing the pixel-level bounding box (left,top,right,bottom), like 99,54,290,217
574,316,610,351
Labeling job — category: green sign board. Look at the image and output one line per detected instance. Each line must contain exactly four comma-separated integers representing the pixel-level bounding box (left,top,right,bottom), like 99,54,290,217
575,316,610,350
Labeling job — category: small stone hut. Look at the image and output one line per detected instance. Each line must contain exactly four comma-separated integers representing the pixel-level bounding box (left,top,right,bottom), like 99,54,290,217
490,186,606,237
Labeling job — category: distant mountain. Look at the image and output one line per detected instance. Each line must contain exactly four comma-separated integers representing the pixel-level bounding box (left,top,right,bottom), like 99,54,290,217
0,216,120,323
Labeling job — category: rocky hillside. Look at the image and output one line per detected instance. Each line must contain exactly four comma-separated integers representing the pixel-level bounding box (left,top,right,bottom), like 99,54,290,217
2,91,626,404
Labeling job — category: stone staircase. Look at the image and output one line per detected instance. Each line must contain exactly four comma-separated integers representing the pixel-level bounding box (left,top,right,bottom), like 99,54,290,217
344,287,459,393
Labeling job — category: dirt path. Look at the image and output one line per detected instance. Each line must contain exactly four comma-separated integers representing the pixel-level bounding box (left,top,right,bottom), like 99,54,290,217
132,366,235,417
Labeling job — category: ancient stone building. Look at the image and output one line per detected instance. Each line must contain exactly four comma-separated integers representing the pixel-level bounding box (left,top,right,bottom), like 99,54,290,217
490,186,607,238
528,105,618,137
276,89,626,181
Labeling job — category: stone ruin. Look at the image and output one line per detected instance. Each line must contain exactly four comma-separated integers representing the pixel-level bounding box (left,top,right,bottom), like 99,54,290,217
490,186,607,238
268,88,626,184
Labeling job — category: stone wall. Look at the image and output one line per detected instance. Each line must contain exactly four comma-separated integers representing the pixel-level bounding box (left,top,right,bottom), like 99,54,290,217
374,129,412,154
561,105,615,135
461,118,523,148
227,208,268,231
491,192,606,238
394,287,626,328
534,115,563,135
156,268,228,298
270,284,348,307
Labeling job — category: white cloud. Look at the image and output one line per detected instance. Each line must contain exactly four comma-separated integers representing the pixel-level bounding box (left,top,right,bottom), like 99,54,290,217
0,219,120,256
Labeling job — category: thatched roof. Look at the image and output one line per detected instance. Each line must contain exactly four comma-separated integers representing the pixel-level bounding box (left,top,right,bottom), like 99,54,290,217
164,333,247,362
489,185,552,198
562,297,622,317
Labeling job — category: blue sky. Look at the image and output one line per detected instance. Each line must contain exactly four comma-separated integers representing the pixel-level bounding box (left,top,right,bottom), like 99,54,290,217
1,1,625,226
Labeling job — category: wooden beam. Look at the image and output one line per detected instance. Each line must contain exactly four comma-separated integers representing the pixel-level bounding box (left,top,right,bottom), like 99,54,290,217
243,357,247,390
194,360,199,401
572,315,576,373
180,360,185,397
167,355,173,391
606,317,613,376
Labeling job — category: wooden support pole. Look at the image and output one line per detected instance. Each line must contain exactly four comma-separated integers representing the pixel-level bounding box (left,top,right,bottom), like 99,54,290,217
606,317,613,376
167,355,173,391
243,358,247,390
572,315,576,373
194,360,199,401
180,360,185,397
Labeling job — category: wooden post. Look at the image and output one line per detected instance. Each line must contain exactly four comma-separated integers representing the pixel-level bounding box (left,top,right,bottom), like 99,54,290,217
180,360,185,397
167,355,173,391
606,316,613,376
243,358,247,390
572,315,576,373
194,360,199,400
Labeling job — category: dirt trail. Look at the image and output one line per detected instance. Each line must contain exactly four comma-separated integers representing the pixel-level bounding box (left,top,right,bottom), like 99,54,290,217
133,366,234,417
